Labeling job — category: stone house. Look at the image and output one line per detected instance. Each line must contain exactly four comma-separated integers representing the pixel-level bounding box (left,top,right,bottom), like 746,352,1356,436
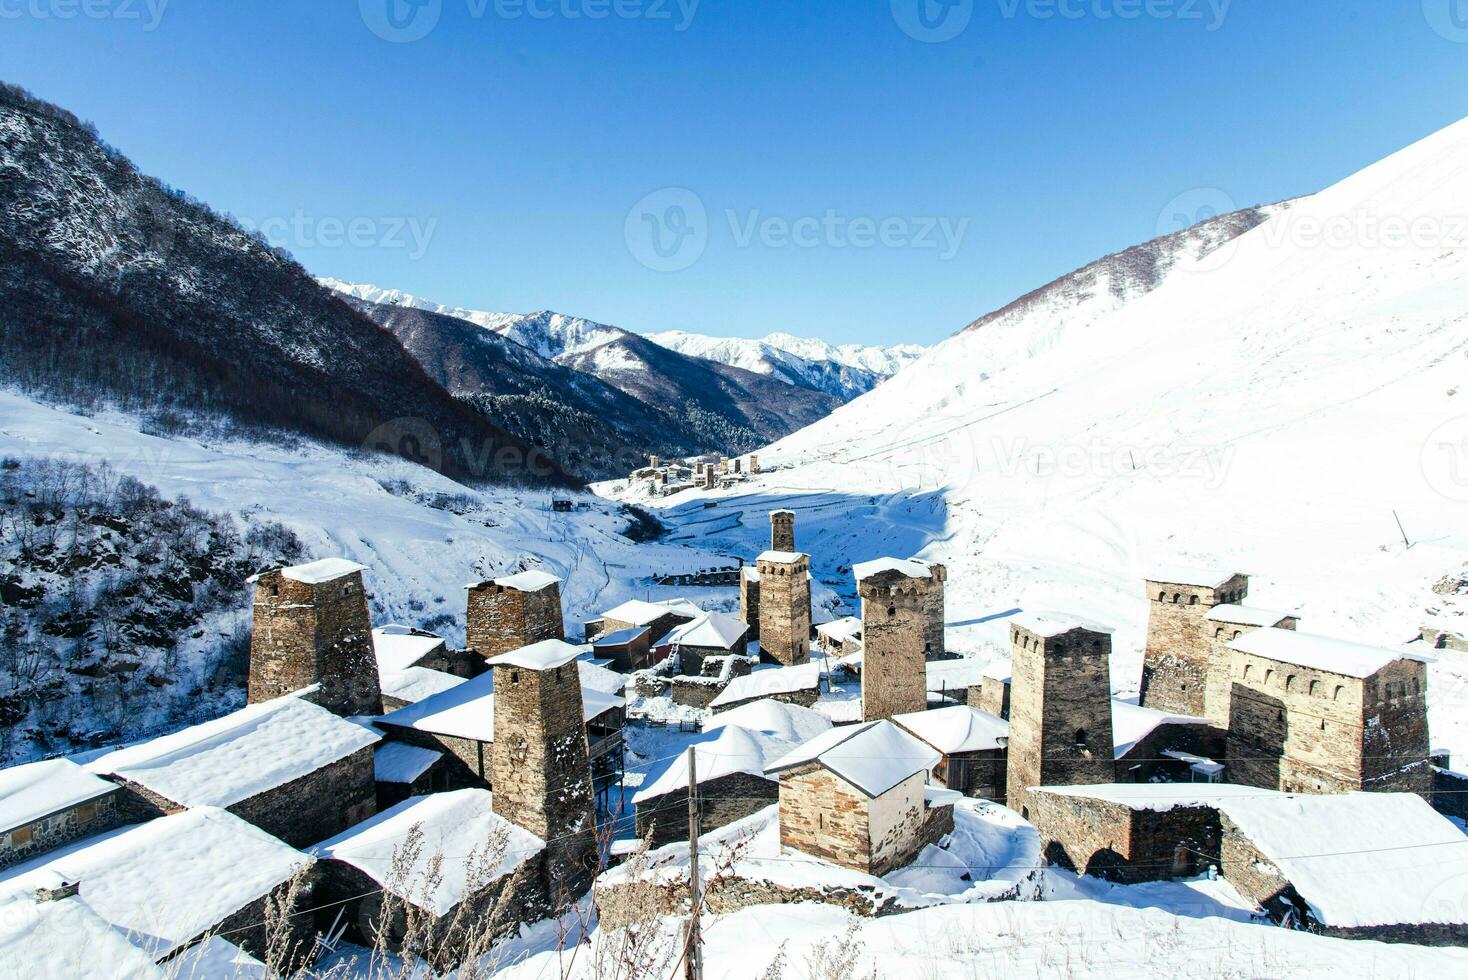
855,558,941,722
0,806,311,964
592,625,652,672
757,551,812,666
247,557,383,718
632,726,788,848
85,695,379,848
1005,612,1117,819
595,598,699,651
310,789,550,967
372,741,445,810
655,611,750,676
709,662,823,713
0,759,124,871
815,616,862,656
1225,629,1432,796
1138,566,1250,720
893,705,1009,803
765,720,952,876
465,570,565,658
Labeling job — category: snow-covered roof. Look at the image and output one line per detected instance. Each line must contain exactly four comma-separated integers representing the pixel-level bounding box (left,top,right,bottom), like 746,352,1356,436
656,597,707,619
853,557,931,582
0,880,168,979
766,720,940,798
0,807,307,959
1031,782,1270,812
1228,628,1427,679
277,557,367,584
378,668,624,742
0,759,118,832
816,616,862,644
602,598,697,627
380,666,464,705
632,727,788,804
373,742,443,784
489,570,561,593
1112,699,1209,759
757,550,806,564
709,662,823,709
577,659,628,696
893,705,1008,755
1010,611,1115,638
486,639,585,671
372,625,446,673
594,626,649,647
1148,564,1240,588
925,658,993,692
702,699,833,744
1216,792,1468,929
1205,604,1296,627
742,566,762,583
660,611,749,650
85,697,379,808
311,790,544,916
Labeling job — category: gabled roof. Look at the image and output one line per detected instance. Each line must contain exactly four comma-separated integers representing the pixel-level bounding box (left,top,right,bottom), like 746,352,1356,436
925,657,993,692
1205,604,1297,627
816,616,862,644
486,639,584,671
632,726,789,804
1229,628,1427,679
659,611,749,650
372,625,446,673
378,665,624,742
594,626,650,647
380,665,464,706
708,662,822,709
893,705,1008,755
85,697,379,809
0,759,118,833
373,742,443,785
0,881,167,979
1009,611,1115,638
852,557,931,582
601,598,699,627
765,720,940,798
702,699,833,744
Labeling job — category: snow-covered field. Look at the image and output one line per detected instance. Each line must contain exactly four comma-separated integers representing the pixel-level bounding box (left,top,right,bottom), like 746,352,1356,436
600,117,1468,763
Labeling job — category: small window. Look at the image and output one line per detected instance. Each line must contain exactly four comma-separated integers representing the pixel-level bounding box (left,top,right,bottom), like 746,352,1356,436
1074,728,1088,748
342,583,353,597
1215,627,1225,638
1172,593,1182,604
10,825,32,847
1308,680,1319,696
1264,669,1275,686
510,671,520,685
77,802,98,824
1333,685,1344,701
1190,595,1199,605
887,606,896,618
555,667,563,681
1157,591,1166,602
1233,630,1242,640
1242,664,1252,680
1285,675,1296,692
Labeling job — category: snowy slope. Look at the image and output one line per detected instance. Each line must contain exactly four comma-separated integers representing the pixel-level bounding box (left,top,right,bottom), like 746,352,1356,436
601,118,1468,759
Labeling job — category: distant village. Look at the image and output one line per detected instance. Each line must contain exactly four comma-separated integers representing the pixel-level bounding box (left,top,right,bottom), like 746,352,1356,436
2,476,1467,974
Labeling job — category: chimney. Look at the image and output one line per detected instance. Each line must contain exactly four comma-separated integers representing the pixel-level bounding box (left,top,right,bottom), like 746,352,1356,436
35,875,80,903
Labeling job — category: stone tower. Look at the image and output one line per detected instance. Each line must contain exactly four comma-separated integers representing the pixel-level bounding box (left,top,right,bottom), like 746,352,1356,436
488,640,598,902
248,558,382,717
466,570,565,658
739,565,762,641
857,562,936,721
770,510,796,552
757,551,811,666
1005,612,1116,818
922,562,947,659
1139,569,1248,718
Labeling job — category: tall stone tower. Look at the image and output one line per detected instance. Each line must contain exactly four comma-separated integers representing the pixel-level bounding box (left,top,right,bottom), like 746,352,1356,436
770,510,796,552
739,565,762,641
922,562,947,659
488,640,598,902
466,570,565,658
1005,612,1116,818
248,558,382,717
757,551,811,666
1139,568,1249,718
857,561,935,721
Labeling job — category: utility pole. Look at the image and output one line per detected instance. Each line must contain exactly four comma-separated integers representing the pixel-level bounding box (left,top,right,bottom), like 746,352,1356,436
684,747,704,980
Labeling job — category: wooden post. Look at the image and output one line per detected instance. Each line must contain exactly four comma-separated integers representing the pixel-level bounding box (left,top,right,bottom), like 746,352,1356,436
684,747,704,980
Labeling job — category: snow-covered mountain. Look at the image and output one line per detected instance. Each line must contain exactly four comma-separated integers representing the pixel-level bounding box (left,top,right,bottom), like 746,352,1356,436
609,117,1468,759
643,331,926,400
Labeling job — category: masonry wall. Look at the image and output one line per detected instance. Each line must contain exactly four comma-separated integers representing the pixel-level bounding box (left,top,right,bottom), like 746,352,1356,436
1030,793,1218,884
923,564,947,659
739,570,761,641
1139,574,1247,718
466,583,564,658
1116,722,1221,785
859,571,932,722
198,878,317,970
1005,625,1116,818
975,677,1010,720
779,766,871,871
712,685,819,714
758,556,811,667
634,772,779,849
249,570,382,717
867,770,930,877
489,663,598,901
0,792,123,871
771,512,795,552
936,749,1006,803
1201,614,1296,727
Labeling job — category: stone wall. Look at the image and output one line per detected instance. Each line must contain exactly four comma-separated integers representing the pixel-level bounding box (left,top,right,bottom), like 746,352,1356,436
0,791,123,871
1200,614,1296,727
489,662,598,901
634,772,779,848
974,677,1010,720
466,582,565,658
1005,623,1116,817
1139,573,1247,718
859,569,933,722
712,685,819,714
1116,722,1222,784
1030,791,1218,884
200,877,317,969
597,630,651,672
249,569,382,717
778,766,871,871
771,511,795,552
937,749,1006,803
923,564,947,659
739,569,761,641
1434,767,1468,821
757,555,811,667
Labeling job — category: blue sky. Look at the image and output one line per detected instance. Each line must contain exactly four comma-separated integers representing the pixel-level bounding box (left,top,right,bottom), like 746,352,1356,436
7,1,1468,346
